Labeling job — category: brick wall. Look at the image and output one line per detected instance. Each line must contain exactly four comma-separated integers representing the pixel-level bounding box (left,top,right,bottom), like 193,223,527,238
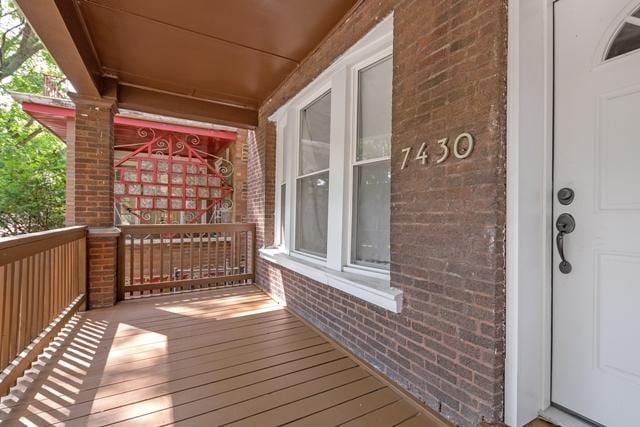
65,117,76,225
69,98,116,227
231,129,248,223
69,97,118,308
248,1,507,426
87,235,117,308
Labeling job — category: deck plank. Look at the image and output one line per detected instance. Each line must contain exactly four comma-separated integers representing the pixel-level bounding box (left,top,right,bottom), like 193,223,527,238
341,399,419,426
0,285,447,427
274,386,400,427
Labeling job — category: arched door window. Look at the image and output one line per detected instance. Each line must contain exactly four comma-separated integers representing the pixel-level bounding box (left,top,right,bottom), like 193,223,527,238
605,6,640,60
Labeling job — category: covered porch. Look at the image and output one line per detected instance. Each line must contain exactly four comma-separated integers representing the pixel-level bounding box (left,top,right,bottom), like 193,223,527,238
1,0,512,426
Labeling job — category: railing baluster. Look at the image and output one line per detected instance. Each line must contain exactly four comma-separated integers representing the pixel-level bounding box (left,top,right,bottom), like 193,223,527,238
168,231,174,285
51,246,62,317
116,224,256,298
24,256,33,345
29,254,38,341
235,231,239,278
179,233,184,286
149,233,155,285
198,232,203,287
252,224,256,280
139,235,144,289
43,250,50,324
189,234,194,287
0,263,11,368
0,226,87,396
223,230,227,277
7,262,16,365
158,233,164,282
243,231,247,275
215,231,219,277
17,259,26,356
207,231,212,279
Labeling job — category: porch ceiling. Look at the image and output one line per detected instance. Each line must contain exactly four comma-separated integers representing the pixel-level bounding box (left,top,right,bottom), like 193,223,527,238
15,0,360,128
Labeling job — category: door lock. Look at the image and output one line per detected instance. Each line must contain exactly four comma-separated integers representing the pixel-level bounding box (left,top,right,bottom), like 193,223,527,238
556,213,576,274
557,187,575,205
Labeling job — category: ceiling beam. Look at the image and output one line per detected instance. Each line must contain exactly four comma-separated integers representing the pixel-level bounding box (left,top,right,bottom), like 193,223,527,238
117,85,258,129
15,0,102,98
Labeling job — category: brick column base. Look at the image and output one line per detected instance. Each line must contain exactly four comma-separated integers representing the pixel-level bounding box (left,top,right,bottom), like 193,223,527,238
87,228,120,309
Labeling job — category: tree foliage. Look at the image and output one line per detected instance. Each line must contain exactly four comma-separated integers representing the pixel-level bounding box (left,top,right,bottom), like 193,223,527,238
0,0,67,235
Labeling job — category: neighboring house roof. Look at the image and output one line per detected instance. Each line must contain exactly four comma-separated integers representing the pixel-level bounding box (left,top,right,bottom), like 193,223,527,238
10,92,238,156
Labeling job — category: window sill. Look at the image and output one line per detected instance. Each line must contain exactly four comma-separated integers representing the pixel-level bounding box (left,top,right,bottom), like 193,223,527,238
259,248,403,313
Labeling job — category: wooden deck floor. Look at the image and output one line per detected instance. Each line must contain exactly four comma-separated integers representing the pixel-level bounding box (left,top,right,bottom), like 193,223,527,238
0,285,447,426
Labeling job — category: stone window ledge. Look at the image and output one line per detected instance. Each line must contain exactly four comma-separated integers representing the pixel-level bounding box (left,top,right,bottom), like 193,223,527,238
259,248,403,313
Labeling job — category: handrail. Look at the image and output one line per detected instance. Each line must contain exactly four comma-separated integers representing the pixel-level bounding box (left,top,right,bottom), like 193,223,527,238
118,223,256,300
0,226,87,266
0,226,87,395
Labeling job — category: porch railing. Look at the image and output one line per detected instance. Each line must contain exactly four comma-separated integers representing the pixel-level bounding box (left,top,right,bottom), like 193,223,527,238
0,226,87,395
117,223,256,300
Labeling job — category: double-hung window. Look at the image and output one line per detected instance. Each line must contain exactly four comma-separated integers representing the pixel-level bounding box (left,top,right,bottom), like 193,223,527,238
296,92,331,258
266,16,400,312
350,56,392,269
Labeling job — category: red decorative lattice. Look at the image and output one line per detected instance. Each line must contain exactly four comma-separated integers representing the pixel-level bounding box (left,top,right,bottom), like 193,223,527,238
114,129,233,224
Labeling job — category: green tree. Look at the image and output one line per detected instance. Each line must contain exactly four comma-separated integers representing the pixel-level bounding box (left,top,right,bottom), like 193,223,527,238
0,0,67,235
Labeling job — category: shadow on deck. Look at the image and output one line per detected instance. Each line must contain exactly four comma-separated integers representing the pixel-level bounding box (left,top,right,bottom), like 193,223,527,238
0,286,445,426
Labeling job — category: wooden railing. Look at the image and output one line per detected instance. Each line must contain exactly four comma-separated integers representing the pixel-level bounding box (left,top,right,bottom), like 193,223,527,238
0,226,87,395
118,223,256,300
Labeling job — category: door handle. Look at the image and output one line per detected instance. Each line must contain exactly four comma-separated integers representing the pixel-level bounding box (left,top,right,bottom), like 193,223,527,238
556,213,576,274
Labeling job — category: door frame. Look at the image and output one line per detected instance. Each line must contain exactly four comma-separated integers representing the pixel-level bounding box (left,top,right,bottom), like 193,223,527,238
505,0,555,425
506,0,640,425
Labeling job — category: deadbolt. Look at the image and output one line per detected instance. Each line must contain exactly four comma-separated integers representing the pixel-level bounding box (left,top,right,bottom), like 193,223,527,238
557,187,575,205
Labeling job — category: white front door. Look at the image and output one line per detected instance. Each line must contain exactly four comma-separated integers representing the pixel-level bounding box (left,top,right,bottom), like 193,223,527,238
553,1,640,425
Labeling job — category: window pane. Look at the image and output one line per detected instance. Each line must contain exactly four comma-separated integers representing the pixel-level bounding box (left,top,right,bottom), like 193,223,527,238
296,173,329,257
353,160,390,267
300,92,331,175
606,23,640,59
357,56,392,161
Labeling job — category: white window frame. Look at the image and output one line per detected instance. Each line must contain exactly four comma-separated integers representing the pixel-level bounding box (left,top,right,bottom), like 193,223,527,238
264,14,402,312
344,49,393,277
290,83,333,265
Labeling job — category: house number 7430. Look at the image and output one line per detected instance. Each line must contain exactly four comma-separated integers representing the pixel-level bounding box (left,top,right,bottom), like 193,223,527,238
401,132,475,170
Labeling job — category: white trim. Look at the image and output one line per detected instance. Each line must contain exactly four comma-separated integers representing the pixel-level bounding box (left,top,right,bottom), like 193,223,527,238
268,14,398,312
505,0,555,425
539,407,594,427
259,248,402,313
274,112,287,248
296,169,331,181
291,83,332,259
343,265,390,280
327,67,349,270
345,50,393,272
